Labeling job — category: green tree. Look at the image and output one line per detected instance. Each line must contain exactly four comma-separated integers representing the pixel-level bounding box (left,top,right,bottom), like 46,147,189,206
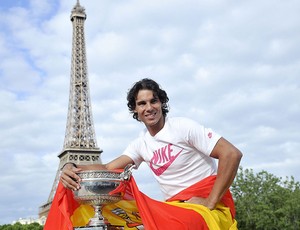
0,223,42,230
231,167,300,230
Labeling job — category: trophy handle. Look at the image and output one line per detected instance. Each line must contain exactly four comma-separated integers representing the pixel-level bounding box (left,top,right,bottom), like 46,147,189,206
120,164,135,181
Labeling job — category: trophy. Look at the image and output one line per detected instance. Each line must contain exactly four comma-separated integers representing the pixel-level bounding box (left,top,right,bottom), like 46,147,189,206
73,166,133,230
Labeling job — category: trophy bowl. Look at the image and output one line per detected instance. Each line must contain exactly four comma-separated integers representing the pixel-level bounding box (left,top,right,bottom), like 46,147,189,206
73,170,123,229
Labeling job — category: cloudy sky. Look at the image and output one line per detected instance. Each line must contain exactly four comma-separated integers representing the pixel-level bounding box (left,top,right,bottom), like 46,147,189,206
0,0,299,225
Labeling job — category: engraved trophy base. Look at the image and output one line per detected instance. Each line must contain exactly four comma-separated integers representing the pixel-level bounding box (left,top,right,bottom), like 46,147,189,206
74,227,105,230
74,227,124,230
74,226,124,230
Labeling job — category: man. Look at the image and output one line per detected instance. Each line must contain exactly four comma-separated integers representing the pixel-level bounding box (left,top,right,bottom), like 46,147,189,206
60,78,242,229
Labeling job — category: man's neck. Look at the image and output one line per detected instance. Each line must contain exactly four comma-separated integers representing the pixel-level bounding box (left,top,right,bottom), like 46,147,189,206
147,117,165,136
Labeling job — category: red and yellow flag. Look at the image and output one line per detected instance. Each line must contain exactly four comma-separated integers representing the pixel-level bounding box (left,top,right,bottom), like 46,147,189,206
44,176,237,230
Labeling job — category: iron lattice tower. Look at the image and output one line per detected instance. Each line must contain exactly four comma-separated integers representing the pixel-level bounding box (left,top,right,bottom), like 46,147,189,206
39,0,102,218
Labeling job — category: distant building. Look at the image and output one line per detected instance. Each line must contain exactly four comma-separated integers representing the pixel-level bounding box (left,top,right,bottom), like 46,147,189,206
12,216,46,225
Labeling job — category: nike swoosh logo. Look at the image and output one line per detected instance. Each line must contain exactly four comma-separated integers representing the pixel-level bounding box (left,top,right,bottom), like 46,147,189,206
150,149,183,176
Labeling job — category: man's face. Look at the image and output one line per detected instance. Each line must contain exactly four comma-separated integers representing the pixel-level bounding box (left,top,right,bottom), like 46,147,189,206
134,89,164,135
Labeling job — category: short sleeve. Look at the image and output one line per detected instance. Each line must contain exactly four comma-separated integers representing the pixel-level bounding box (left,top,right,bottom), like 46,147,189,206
122,138,144,169
179,118,222,156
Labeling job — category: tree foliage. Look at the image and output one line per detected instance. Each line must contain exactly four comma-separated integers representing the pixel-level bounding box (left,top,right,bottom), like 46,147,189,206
0,223,42,230
231,167,300,230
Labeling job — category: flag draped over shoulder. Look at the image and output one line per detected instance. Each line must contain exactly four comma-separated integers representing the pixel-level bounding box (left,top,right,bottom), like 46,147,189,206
44,175,237,230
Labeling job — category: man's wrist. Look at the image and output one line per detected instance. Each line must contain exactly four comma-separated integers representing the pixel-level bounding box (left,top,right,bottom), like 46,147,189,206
60,162,77,170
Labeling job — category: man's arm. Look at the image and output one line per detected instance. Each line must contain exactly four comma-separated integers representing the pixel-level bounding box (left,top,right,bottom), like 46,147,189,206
60,155,134,190
105,155,135,170
187,137,242,209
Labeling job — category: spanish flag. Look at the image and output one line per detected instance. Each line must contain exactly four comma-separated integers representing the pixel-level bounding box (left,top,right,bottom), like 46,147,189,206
44,176,237,229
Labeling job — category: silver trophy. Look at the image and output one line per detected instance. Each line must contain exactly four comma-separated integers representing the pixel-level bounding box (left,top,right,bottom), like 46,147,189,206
73,165,134,230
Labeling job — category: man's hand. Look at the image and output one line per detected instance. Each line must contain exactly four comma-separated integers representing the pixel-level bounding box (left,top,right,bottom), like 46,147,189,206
60,163,109,190
185,196,216,210
60,163,82,190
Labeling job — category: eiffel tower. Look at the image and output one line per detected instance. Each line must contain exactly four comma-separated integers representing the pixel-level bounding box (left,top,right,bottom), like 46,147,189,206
39,0,102,218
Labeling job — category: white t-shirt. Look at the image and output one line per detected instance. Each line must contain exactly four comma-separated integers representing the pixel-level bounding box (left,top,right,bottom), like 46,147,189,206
122,117,221,200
